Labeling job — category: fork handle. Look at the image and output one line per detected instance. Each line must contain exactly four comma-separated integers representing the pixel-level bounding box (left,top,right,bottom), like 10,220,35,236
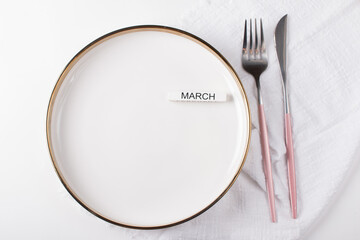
285,113,297,218
258,104,277,222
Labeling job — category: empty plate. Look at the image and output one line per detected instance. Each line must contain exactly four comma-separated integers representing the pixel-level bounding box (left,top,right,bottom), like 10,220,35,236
46,25,250,229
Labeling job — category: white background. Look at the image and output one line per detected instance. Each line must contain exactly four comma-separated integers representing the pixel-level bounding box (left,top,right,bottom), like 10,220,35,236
0,0,359,239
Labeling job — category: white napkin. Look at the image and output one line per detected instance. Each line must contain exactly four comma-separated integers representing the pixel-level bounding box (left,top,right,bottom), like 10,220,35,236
115,0,360,239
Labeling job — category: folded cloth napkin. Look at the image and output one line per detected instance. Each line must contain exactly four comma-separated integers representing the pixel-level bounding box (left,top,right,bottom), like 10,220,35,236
114,0,360,239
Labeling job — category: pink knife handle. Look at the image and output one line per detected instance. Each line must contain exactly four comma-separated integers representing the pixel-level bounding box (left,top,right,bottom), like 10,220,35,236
285,113,297,218
258,104,277,222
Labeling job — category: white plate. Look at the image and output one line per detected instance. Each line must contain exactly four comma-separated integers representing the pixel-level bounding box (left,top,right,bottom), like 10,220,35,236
46,26,250,229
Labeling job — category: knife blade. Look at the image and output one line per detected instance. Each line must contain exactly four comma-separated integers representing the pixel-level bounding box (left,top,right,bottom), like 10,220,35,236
275,15,288,89
274,14,298,219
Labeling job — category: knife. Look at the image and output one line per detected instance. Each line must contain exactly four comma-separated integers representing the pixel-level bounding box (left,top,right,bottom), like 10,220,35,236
275,14,297,219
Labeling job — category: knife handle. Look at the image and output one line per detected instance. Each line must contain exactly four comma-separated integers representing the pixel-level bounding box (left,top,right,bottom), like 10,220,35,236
285,113,297,218
258,104,277,222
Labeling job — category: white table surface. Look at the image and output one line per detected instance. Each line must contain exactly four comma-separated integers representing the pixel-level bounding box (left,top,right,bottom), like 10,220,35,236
0,1,359,239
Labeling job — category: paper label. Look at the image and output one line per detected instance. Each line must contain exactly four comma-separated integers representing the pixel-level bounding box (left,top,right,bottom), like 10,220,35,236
168,91,227,102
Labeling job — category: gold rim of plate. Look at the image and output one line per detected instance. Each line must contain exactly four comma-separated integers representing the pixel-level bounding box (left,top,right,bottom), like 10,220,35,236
46,25,251,229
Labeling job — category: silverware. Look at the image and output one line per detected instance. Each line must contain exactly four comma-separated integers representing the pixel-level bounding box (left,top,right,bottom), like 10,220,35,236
275,14,297,219
242,18,277,222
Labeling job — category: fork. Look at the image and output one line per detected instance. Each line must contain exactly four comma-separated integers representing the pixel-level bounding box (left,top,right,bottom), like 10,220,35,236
241,19,277,222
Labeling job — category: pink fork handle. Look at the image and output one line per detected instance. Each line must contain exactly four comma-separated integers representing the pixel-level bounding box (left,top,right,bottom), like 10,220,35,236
285,113,297,218
258,104,277,222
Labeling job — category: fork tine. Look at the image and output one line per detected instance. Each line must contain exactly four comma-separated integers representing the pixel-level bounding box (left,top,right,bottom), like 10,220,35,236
249,19,253,54
242,20,247,52
255,19,258,53
260,18,265,52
